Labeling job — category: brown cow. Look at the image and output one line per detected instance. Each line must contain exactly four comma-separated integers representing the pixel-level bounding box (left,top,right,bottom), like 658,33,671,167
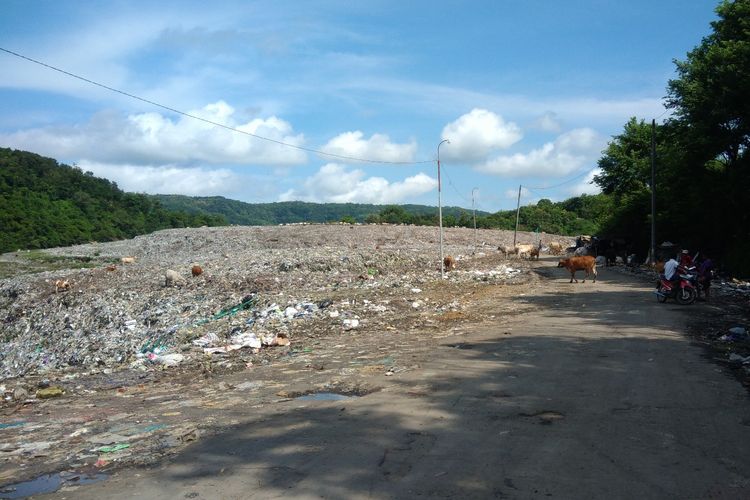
558,256,597,283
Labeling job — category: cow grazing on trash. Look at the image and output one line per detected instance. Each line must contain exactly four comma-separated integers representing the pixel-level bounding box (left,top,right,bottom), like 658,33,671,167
547,242,563,255
558,256,597,283
515,244,536,259
498,245,515,258
443,255,457,271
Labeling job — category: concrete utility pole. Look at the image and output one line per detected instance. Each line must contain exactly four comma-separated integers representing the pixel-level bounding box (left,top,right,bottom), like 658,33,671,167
471,187,478,254
650,119,656,265
513,184,522,247
437,139,450,278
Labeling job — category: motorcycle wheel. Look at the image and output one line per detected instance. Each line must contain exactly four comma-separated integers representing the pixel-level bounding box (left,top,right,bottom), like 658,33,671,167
657,285,668,303
676,287,697,305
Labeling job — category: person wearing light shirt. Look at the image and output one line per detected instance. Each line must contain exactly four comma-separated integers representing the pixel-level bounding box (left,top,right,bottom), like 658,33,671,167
664,255,681,289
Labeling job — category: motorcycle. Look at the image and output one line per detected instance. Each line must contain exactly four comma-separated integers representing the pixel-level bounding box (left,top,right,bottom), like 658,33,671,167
655,268,697,305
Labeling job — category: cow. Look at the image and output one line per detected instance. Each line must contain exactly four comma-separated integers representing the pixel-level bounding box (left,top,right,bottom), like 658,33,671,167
515,244,536,259
547,242,563,255
443,255,457,271
498,245,515,258
558,256,597,283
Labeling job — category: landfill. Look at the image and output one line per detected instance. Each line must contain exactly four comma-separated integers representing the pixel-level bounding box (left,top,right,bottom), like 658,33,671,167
0,224,548,382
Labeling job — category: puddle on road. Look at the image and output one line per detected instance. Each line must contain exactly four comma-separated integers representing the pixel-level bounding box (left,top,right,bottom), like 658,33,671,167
0,472,108,499
295,392,356,401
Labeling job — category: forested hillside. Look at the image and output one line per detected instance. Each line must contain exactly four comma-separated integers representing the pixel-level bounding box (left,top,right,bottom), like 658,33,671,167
155,192,611,236
0,148,226,253
152,195,489,226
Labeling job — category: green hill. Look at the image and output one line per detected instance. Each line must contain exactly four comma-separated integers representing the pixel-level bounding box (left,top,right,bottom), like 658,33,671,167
152,194,489,226
0,148,226,253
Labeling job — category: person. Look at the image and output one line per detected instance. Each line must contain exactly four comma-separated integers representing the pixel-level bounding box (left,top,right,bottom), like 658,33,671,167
697,254,714,301
679,249,694,268
664,254,681,291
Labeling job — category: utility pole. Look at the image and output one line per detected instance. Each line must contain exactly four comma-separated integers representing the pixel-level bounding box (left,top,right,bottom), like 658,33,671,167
513,184,522,247
650,119,656,265
471,187,478,254
437,139,450,278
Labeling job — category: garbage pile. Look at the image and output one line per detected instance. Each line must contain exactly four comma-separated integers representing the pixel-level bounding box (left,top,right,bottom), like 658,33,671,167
0,225,538,381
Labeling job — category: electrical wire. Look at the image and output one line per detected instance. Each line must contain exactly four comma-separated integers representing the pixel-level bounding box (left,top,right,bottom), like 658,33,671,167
523,169,593,190
0,46,434,165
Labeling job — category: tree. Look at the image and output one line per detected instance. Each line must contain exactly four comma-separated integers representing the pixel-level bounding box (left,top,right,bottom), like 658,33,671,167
667,0,750,171
665,0,750,272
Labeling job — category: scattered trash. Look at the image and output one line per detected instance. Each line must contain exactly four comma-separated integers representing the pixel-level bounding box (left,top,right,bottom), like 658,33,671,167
719,327,749,342
36,387,64,399
147,353,184,367
296,392,355,401
343,319,360,330
97,443,130,453
0,422,25,429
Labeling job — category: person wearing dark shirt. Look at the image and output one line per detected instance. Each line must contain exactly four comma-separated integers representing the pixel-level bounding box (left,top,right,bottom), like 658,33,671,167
697,255,714,301
679,249,693,268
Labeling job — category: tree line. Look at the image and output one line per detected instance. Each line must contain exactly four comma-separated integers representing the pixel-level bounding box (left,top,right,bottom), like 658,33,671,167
0,148,226,253
593,0,749,275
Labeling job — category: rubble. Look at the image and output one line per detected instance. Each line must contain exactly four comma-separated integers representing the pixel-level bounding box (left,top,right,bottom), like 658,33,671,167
0,224,541,382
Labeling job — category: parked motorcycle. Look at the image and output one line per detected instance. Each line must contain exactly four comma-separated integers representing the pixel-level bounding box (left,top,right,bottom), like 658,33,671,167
655,269,697,305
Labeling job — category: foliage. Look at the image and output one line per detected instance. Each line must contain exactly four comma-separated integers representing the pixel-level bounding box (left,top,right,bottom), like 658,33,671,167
153,194,483,226
365,195,611,236
594,0,750,275
0,148,226,253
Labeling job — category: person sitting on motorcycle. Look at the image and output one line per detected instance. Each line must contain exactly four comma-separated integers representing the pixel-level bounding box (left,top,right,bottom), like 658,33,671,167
664,254,682,290
679,249,694,268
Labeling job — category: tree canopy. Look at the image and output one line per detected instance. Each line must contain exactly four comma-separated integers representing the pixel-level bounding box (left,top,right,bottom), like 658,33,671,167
595,0,750,274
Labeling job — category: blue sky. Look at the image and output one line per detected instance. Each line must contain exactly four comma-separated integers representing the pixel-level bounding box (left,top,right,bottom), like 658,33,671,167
0,0,718,212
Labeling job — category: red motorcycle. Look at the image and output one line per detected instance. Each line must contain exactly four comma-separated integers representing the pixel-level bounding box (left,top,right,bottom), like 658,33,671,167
655,269,697,305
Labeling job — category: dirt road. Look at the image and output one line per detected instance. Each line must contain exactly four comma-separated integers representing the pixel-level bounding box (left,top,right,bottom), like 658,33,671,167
23,258,750,498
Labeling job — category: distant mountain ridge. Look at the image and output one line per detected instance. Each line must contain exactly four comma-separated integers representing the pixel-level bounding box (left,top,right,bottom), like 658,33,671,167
151,194,488,226
0,148,226,253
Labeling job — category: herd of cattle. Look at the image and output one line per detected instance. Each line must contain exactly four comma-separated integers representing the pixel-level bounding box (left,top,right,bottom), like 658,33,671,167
497,236,633,284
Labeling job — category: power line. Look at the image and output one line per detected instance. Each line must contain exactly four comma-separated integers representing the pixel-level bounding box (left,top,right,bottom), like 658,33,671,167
440,163,471,204
0,46,434,165
523,169,593,190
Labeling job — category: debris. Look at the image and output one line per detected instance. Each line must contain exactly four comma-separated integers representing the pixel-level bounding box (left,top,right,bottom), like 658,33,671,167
13,387,29,401
120,256,136,264
343,318,360,330
54,279,71,293
191,265,203,277
98,443,130,453
36,387,64,399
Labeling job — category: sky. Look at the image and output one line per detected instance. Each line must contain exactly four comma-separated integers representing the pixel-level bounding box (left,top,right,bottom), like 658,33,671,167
0,0,720,212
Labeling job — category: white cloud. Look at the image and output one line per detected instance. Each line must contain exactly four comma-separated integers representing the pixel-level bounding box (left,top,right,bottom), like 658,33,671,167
0,101,307,166
321,131,417,162
440,109,522,162
565,167,602,196
503,186,541,206
533,112,563,133
78,161,240,196
476,128,605,177
279,163,437,204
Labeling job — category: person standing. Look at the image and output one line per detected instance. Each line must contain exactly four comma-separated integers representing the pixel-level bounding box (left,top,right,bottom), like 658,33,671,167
697,254,714,301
